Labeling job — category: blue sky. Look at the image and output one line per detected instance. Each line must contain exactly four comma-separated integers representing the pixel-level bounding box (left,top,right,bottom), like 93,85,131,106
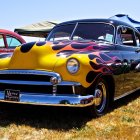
1,0,140,31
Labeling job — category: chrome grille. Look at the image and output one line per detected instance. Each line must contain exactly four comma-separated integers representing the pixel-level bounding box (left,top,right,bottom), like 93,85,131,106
0,70,82,95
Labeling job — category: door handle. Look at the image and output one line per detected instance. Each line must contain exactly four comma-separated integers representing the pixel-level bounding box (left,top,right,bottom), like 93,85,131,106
114,63,122,66
135,48,140,53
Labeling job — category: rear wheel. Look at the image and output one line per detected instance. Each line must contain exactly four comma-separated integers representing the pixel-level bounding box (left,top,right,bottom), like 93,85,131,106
88,78,110,117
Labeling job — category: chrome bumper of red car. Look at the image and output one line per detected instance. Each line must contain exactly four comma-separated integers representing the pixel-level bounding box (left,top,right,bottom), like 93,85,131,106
0,91,94,107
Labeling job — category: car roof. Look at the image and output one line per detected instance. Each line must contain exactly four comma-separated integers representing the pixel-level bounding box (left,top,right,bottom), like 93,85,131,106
0,29,26,43
57,18,135,29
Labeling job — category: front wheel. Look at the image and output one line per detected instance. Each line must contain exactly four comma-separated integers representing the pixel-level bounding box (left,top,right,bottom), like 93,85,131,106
88,78,110,117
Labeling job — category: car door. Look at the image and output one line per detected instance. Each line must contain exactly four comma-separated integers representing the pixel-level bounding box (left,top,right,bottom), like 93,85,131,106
0,34,7,53
116,26,140,96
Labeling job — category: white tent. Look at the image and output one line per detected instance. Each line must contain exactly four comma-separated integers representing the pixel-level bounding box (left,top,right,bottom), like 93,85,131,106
14,21,59,38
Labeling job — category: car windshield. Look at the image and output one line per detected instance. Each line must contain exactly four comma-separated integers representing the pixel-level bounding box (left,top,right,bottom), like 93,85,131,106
47,23,115,43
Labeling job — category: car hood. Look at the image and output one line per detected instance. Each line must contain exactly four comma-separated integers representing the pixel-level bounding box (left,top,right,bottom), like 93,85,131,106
0,40,115,87
0,40,112,71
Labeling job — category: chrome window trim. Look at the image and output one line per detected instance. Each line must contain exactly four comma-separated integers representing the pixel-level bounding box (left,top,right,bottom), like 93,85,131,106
47,22,115,44
70,22,78,40
72,22,115,43
115,25,140,47
71,22,115,44
47,23,76,41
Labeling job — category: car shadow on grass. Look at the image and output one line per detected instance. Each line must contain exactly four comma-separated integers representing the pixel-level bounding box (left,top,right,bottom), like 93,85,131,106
0,91,139,131
0,103,92,130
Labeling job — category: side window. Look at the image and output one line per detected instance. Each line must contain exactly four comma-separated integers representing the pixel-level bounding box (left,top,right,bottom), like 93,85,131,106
6,36,22,48
0,35,5,48
117,27,136,46
135,32,140,47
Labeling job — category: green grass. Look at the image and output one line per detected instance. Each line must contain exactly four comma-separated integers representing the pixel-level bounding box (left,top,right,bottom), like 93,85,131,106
0,91,139,140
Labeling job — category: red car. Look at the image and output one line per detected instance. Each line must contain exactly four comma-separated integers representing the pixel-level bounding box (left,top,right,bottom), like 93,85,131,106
0,29,26,53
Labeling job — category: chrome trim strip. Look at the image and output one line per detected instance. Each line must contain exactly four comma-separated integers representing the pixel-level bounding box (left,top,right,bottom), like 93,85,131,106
47,22,115,44
0,70,81,86
60,81,81,86
0,80,51,85
75,22,115,44
114,87,140,101
0,91,94,107
0,70,60,77
0,80,81,86
115,25,139,45
70,22,78,40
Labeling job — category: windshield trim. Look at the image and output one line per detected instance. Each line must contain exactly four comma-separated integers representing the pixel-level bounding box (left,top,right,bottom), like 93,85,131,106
70,22,78,40
46,23,76,41
47,22,115,44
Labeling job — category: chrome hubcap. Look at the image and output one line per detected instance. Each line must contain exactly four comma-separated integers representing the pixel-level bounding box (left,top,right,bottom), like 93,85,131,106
94,82,107,113
94,89,102,106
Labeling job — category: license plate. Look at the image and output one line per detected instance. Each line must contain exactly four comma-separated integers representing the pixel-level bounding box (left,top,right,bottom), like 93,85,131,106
4,89,20,101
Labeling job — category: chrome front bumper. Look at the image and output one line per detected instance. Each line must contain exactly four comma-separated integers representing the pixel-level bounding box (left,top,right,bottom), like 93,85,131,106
0,92,95,107
0,70,95,107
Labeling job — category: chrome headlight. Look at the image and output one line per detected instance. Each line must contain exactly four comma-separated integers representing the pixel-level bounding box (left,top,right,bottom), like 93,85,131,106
67,58,79,74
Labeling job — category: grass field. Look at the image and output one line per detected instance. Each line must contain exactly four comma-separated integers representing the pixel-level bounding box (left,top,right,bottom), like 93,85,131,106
0,91,139,140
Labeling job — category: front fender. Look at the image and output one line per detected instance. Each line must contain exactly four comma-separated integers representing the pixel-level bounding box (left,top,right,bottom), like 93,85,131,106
54,53,112,88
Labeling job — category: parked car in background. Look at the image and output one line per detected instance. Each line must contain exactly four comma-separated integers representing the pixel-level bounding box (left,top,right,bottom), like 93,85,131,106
0,29,25,53
0,19,140,117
